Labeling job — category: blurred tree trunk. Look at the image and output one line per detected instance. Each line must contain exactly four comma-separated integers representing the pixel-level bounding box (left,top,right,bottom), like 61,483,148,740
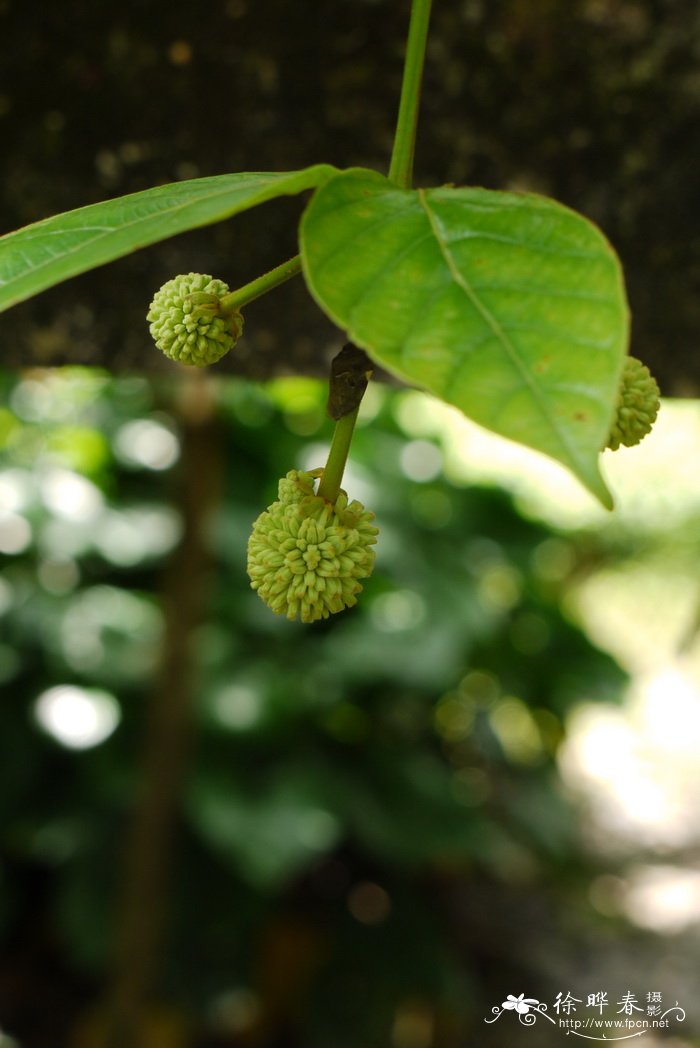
99,374,223,1048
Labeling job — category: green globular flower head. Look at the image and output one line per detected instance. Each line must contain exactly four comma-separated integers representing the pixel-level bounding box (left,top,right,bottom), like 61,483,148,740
247,469,379,624
147,272,243,366
606,356,660,451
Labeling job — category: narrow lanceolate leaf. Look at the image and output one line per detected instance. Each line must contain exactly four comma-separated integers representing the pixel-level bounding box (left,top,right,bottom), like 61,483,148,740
0,165,337,313
300,168,629,507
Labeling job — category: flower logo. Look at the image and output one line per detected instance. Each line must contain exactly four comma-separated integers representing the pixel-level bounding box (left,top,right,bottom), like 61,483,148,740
502,994,539,1015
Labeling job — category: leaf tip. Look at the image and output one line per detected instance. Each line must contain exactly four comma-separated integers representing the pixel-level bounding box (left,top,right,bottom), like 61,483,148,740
582,461,614,511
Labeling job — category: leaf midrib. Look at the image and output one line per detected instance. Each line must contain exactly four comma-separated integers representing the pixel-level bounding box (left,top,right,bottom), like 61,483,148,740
416,188,587,472
0,175,284,287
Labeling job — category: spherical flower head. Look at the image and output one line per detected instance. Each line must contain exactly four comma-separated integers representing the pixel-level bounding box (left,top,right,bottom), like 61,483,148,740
247,470,379,623
606,356,660,451
147,272,243,366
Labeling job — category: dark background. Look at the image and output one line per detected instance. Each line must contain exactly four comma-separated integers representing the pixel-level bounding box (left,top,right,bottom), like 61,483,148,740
0,0,698,390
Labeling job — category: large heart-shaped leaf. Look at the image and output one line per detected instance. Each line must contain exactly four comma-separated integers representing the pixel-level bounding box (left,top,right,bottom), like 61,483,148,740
300,168,629,507
0,164,337,313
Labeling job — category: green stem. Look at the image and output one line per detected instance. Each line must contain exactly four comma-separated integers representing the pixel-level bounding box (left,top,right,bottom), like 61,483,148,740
317,406,361,505
219,255,302,313
388,0,434,189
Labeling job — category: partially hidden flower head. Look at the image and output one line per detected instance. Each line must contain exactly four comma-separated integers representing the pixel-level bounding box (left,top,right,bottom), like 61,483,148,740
147,272,243,366
606,355,660,450
247,469,378,623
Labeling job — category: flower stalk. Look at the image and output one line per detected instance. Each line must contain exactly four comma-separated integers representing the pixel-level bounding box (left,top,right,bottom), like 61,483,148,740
317,405,361,505
219,255,302,314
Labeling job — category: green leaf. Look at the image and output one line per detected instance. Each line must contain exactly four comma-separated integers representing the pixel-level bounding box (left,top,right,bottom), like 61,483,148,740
300,168,629,507
0,165,337,313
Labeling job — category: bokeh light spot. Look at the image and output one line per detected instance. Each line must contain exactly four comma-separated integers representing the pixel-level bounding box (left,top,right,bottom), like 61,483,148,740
434,693,475,743
392,999,434,1048
399,440,443,482
370,590,426,632
115,419,180,471
489,697,543,764
409,487,453,529
347,881,391,925
211,684,261,730
41,469,103,522
0,513,31,554
34,685,120,750
296,809,339,850
477,562,522,611
0,469,33,513
93,507,181,565
208,988,261,1036
37,558,80,594
623,865,700,933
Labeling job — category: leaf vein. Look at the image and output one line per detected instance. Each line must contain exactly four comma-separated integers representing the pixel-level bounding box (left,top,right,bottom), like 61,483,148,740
306,202,419,275
441,227,601,261
416,189,586,473
467,282,615,305
345,232,437,327
0,170,324,296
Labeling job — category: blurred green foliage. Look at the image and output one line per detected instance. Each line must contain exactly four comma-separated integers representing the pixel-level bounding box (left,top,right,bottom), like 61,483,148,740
0,369,628,1046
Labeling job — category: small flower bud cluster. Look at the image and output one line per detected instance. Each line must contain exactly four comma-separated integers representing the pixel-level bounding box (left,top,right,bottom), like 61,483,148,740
606,356,660,450
247,470,378,623
147,272,243,366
